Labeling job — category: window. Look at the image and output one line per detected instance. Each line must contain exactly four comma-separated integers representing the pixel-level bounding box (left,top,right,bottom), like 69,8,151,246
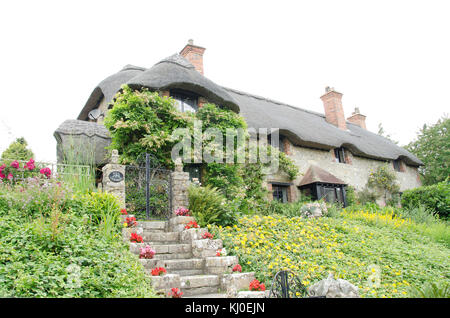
170,90,198,113
334,147,346,163
272,185,288,203
299,183,347,207
393,159,402,172
268,135,286,153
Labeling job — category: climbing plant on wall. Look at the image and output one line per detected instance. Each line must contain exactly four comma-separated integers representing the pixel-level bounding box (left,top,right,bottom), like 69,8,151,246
104,85,298,210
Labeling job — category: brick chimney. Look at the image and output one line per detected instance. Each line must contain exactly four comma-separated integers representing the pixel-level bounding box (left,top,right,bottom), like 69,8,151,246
320,86,347,130
347,107,367,129
180,39,206,75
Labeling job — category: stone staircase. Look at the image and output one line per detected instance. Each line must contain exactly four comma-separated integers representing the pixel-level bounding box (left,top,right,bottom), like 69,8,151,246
122,215,255,298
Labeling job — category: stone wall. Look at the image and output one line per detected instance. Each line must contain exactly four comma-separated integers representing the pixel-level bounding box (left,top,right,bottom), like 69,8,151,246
267,141,422,202
170,160,190,216
101,149,126,208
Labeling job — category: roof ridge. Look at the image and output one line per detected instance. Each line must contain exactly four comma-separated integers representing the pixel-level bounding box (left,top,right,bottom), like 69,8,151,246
222,86,326,118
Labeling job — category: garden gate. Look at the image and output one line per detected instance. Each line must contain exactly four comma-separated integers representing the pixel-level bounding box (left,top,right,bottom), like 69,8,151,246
125,153,172,220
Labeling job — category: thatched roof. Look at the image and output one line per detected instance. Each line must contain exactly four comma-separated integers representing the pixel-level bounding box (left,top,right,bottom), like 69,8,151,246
77,54,422,166
78,54,240,120
299,165,347,187
225,88,422,166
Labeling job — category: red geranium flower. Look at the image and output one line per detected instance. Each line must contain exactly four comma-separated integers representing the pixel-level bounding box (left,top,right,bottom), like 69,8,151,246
249,279,266,291
151,267,167,276
125,216,137,227
120,208,128,215
168,287,183,298
130,233,143,243
232,264,242,272
184,220,199,229
201,232,214,239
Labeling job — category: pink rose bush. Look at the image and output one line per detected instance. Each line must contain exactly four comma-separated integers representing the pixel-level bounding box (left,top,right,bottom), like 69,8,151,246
0,158,51,184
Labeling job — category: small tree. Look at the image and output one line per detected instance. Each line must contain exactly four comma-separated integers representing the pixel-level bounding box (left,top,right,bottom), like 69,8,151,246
406,115,449,185
1,137,35,161
367,164,400,204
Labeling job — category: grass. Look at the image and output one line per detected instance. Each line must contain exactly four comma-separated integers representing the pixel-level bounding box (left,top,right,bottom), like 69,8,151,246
211,209,450,298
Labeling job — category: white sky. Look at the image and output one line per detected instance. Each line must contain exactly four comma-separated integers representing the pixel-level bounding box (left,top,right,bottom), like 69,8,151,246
0,0,449,162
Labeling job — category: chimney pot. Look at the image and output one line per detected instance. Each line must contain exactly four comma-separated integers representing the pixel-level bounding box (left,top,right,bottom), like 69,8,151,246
321,86,347,130
347,107,367,129
180,40,206,75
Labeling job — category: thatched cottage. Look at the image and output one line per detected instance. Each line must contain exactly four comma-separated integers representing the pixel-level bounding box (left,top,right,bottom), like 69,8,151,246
54,40,422,206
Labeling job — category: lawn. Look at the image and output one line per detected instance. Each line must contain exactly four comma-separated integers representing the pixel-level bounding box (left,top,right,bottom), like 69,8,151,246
211,209,450,298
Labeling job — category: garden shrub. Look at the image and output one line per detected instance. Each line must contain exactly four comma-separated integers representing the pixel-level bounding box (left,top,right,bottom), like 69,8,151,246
345,185,356,206
187,184,236,227
0,181,157,298
73,191,121,227
401,181,450,218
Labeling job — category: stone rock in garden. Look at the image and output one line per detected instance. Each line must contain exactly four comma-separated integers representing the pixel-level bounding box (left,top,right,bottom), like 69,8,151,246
308,273,359,298
237,291,267,298
222,272,256,292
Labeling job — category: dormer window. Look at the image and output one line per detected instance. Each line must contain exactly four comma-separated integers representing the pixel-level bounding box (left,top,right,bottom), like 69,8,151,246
334,147,346,163
170,89,198,113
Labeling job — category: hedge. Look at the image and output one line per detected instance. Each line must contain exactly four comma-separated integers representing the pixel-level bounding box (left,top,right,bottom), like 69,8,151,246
401,181,450,218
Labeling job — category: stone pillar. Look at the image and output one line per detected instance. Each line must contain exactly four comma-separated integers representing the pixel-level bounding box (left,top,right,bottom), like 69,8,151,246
102,149,126,209
170,159,190,217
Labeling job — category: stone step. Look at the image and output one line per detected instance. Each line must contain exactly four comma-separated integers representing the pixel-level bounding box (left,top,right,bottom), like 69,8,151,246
180,275,221,297
183,286,221,297
180,274,220,289
159,258,205,271
141,232,180,243
152,253,193,260
138,221,167,231
129,243,191,255
168,269,204,276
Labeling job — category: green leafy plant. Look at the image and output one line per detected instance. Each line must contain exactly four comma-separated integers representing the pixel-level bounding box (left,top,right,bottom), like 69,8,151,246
408,282,449,298
188,184,235,227
367,164,400,204
401,181,450,219
406,115,449,185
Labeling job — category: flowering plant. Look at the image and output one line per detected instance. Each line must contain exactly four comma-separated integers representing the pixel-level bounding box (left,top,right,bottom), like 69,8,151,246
125,216,137,227
0,158,43,184
168,287,183,298
185,220,199,229
232,264,242,272
201,232,214,239
216,248,227,257
130,233,143,243
249,279,265,291
151,267,167,276
139,245,156,259
120,208,128,215
175,207,190,216
40,167,52,179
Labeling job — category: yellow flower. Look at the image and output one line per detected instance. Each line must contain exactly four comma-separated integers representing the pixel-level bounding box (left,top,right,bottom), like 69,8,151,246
123,223,128,227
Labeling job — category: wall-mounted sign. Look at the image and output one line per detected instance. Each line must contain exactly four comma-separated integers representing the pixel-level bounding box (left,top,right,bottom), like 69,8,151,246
108,171,124,183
